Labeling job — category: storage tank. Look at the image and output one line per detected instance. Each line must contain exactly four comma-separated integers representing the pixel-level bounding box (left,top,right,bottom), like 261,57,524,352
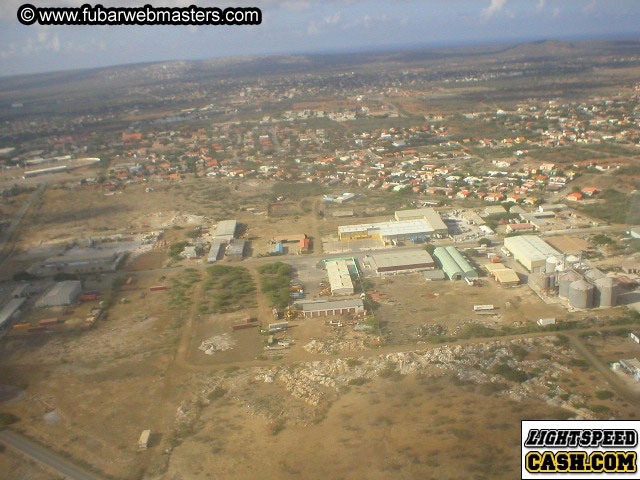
558,271,581,299
594,276,618,308
545,256,558,274
568,279,594,309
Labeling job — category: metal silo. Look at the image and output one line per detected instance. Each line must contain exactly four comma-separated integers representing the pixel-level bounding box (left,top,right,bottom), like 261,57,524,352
545,256,558,274
594,276,618,308
568,279,594,309
584,268,605,283
558,271,581,299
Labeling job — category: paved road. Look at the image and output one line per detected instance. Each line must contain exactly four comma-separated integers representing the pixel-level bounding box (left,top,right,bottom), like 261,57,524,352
0,430,106,480
0,183,45,265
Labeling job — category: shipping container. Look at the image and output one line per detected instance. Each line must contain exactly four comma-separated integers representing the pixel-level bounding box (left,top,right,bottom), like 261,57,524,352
39,318,59,326
121,285,139,291
149,285,168,291
79,294,98,301
232,323,257,330
11,323,31,331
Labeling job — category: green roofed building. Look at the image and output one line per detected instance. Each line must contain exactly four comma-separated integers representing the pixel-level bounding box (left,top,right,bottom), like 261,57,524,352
433,247,463,280
433,246,478,281
445,246,478,280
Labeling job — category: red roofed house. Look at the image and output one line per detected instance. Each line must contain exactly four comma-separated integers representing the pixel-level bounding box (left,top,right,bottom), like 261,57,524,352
566,192,583,201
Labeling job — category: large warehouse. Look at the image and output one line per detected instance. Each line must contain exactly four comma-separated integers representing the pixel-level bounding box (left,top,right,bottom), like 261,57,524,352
433,247,478,281
394,208,448,235
36,281,81,307
214,220,237,242
503,235,560,272
367,250,435,275
326,260,354,295
338,219,434,242
300,299,365,318
29,249,126,276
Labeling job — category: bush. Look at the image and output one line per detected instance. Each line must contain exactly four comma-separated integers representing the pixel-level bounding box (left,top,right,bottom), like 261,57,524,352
595,390,614,400
489,363,529,383
0,413,19,426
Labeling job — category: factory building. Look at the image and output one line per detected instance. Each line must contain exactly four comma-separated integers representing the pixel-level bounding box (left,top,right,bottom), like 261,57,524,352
36,281,81,307
207,241,225,263
300,299,365,318
225,239,246,261
325,260,354,295
29,249,126,276
503,235,560,272
338,219,434,243
214,220,237,242
394,208,448,235
484,263,520,285
367,250,435,275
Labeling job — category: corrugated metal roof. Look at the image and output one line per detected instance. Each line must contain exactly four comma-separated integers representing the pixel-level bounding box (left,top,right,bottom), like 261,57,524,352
300,299,364,312
433,247,463,280
0,298,26,328
503,235,560,264
215,220,237,237
370,250,434,269
445,246,478,279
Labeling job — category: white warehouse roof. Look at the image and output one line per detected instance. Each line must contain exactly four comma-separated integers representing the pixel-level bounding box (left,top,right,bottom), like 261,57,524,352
503,235,560,263
338,219,434,237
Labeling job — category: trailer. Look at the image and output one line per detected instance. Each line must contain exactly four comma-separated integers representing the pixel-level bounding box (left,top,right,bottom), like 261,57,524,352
268,321,289,333
473,305,495,311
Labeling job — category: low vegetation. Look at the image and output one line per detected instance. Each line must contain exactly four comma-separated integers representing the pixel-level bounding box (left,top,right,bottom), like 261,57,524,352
257,262,292,310
203,265,256,313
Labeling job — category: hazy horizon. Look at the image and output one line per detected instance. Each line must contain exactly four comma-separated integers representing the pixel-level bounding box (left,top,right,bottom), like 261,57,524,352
1,0,640,77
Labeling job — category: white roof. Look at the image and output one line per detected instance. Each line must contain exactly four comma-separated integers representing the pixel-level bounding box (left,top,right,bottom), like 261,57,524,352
370,250,434,269
326,260,353,292
504,235,560,263
338,219,434,236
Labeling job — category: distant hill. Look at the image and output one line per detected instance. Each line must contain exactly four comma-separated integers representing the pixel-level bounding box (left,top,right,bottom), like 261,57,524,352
1,37,639,100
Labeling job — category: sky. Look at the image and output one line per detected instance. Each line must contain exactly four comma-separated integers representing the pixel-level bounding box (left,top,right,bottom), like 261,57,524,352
1,0,639,77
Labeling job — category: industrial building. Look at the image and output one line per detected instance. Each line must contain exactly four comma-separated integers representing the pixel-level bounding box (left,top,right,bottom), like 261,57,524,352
300,299,365,318
225,239,246,261
36,281,82,307
422,269,446,281
207,241,225,263
433,246,478,281
503,235,560,272
29,249,126,276
338,219,434,243
367,250,435,275
484,263,520,285
0,298,26,333
394,208,448,235
325,260,354,295
214,220,237,242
